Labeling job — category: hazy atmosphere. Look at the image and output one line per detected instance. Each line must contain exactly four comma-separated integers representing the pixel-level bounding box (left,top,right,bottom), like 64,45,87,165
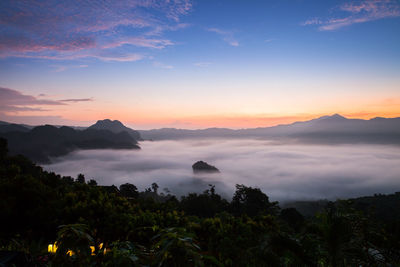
44,139,400,202
1,0,400,265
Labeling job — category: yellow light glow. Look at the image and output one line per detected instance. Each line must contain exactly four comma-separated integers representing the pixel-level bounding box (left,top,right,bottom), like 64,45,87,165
90,246,95,255
48,242,107,256
48,243,58,253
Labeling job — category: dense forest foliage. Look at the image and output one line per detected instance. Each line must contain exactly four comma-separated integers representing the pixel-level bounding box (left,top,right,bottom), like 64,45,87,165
0,137,399,266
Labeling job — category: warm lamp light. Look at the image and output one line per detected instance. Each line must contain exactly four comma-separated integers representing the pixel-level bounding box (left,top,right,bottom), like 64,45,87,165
48,242,106,256
48,243,58,253
90,246,95,255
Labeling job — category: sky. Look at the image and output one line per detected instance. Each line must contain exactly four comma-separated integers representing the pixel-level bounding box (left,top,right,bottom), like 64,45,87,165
1,0,400,129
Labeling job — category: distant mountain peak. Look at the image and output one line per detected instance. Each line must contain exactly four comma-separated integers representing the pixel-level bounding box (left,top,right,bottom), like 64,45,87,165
89,119,141,140
95,119,123,125
314,113,347,122
330,113,346,119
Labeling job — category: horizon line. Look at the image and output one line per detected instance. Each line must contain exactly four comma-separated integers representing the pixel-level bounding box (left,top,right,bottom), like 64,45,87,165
2,113,400,131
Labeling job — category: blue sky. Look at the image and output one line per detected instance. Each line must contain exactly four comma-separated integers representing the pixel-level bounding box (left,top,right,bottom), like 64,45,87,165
0,0,399,128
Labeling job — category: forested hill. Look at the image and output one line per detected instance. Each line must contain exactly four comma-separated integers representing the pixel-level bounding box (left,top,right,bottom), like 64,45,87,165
0,138,399,266
0,125,140,163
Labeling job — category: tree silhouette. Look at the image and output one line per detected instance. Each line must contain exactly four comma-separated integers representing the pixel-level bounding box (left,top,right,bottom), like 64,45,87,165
151,182,159,194
76,173,85,184
119,183,139,199
231,184,278,217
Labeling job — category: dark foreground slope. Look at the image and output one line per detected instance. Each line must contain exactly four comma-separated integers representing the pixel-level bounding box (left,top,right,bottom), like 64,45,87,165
0,138,399,266
0,125,140,163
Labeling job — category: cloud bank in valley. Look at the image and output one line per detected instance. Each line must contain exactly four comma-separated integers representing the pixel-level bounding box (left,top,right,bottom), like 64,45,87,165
44,139,400,202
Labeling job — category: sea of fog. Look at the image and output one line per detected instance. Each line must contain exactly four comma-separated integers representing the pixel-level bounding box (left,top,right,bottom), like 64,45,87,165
43,139,400,202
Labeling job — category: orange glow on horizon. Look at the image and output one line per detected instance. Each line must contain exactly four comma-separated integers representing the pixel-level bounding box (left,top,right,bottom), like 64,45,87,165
3,94,400,129
61,111,400,129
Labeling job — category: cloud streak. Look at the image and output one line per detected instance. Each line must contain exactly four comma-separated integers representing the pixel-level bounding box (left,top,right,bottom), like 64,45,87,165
153,61,174,69
60,98,93,103
303,0,400,31
208,28,239,46
0,87,65,107
0,0,192,61
0,87,92,115
194,62,212,67
51,64,89,72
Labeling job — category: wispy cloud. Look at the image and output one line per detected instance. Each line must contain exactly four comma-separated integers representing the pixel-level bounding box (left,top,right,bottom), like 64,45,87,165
145,23,191,36
208,28,239,46
92,53,145,62
194,62,212,67
302,18,324,26
153,62,174,69
302,0,400,31
51,64,89,72
0,87,63,114
103,37,174,49
0,87,65,107
0,0,192,61
7,52,145,62
0,87,93,115
60,98,93,103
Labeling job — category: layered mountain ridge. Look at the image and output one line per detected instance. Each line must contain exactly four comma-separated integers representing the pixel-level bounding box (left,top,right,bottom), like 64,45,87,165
1,114,399,164
138,114,400,144
0,120,141,163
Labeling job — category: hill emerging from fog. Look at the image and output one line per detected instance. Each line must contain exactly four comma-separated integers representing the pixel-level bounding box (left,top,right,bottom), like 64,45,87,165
139,114,400,144
1,114,400,163
0,124,140,163
88,119,142,140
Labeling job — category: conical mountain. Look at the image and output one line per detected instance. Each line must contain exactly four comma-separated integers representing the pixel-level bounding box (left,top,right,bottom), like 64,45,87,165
88,119,141,140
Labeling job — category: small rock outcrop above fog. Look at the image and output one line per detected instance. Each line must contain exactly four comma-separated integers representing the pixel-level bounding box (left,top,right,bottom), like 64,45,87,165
192,161,220,173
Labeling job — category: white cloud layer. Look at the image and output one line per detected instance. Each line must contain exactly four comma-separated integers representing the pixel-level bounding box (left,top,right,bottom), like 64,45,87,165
44,139,400,202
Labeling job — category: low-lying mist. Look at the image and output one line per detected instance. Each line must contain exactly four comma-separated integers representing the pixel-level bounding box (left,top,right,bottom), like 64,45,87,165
43,139,400,202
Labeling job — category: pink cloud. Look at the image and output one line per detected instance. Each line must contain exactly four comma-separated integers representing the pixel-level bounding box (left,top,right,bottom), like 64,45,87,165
0,87,94,115
303,0,400,31
0,87,65,107
0,0,192,61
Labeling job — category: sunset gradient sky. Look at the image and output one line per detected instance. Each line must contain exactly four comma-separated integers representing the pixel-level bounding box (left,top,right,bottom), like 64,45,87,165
1,0,400,129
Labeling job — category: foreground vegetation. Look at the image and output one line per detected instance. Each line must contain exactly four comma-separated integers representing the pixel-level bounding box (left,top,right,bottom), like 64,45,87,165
0,138,399,266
